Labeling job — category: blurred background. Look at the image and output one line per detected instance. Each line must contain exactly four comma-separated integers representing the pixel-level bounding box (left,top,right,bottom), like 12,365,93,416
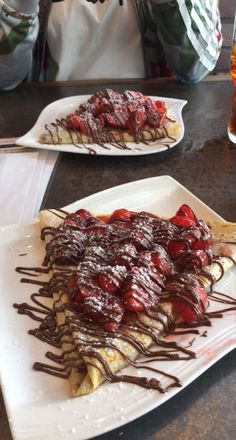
216,1,235,72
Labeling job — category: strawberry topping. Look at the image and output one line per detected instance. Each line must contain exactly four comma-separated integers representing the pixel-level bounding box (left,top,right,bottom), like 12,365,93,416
165,274,208,324
64,89,168,139
45,204,213,328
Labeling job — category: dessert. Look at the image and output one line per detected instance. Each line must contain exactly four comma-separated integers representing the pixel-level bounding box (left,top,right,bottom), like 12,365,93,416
38,89,180,151
14,204,236,397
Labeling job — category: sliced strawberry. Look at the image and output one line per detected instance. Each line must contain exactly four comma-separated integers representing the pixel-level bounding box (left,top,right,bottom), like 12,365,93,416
86,96,103,115
176,250,212,271
82,292,124,328
122,266,160,311
97,266,127,296
63,216,85,229
75,285,100,304
150,246,175,276
172,286,207,324
165,274,208,324
68,272,79,294
126,105,146,133
191,221,212,251
105,113,125,129
181,226,201,247
68,273,100,303
103,321,119,331
109,209,134,223
66,114,92,136
132,211,159,223
88,94,112,114
123,291,145,312
75,209,92,220
112,243,137,268
110,220,133,236
96,274,119,295
168,240,188,259
155,100,167,112
126,225,153,251
104,89,123,102
62,210,92,229
175,204,197,224
144,99,167,127
86,224,111,241
191,238,212,251
169,215,196,228
123,90,144,101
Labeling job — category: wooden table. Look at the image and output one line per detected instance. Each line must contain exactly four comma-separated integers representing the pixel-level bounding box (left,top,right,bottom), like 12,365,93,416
0,77,235,440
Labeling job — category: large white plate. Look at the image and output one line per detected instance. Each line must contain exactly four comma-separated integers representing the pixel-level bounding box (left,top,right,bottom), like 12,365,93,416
0,175,235,440
16,95,187,156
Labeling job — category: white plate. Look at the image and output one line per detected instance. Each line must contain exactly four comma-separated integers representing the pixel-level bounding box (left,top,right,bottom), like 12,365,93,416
0,175,235,440
16,95,187,156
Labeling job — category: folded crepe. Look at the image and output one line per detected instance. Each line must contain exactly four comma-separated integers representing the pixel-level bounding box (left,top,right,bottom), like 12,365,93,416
38,209,236,396
39,121,180,146
38,89,180,147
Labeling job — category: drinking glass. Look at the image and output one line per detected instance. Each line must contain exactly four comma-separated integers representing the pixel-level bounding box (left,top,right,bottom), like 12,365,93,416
228,10,236,144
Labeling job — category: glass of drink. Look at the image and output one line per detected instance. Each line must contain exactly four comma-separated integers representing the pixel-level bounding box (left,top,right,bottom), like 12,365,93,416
228,10,236,144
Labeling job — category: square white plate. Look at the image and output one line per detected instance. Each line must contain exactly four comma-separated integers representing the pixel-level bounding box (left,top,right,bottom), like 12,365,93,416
16,95,187,156
0,175,235,440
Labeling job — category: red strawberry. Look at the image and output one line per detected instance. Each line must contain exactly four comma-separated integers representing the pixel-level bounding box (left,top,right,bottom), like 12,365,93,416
103,321,119,331
155,100,167,112
97,266,127,295
68,273,100,303
122,267,160,311
175,204,197,224
66,114,92,136
124,90,144,101
105,114,122,129
151,250,175,277
168,240,188,259
109,209,134,223
82,292,124,329
170,215,195,228
63,216,85,228
181,226,201,247
126,105,146,132
112,243,137,268
176,250,212,271
191,239,212,251
165,275,208,324
86,224,111,241
97,274,118,295
68,272,79,294
122,289,146,312
75,285,100,304
144,99,167,127
75,209,92,220
104,89,123,102
173,286,207,324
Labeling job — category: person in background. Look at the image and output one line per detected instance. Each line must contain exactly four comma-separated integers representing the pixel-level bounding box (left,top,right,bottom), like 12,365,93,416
0,0,222,90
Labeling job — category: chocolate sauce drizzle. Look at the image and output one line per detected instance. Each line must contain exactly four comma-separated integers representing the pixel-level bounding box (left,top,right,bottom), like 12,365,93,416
14,207,236,394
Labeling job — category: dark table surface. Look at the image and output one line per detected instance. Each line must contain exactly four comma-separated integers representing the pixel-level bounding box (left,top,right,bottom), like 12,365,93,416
0,77,236,440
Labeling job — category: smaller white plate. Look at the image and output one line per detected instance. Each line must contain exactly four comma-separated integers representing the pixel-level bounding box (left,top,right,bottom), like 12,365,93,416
16,95,187,156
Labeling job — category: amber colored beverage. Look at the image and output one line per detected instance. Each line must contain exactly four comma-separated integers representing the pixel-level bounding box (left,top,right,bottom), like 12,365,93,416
230,42,236,87
228,32,236,143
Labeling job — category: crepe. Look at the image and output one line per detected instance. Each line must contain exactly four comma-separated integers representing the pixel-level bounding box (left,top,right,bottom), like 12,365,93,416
39,120,180,146
38,89,180,147
38,209,236,396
